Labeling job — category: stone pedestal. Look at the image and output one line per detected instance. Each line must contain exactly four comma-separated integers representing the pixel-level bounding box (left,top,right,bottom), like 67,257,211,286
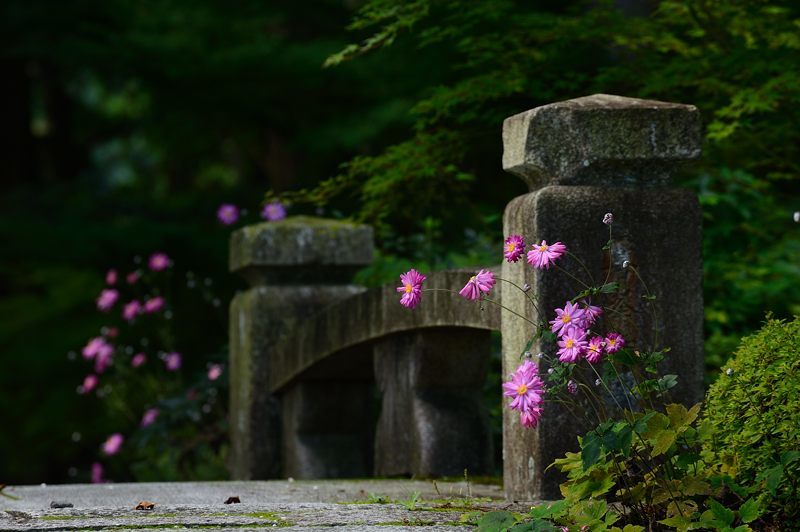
373,328,494,477
228,216,373,479
500,94,704,500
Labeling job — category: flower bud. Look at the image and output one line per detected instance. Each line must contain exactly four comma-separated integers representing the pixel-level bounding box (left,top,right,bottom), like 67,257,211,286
603,213,613,225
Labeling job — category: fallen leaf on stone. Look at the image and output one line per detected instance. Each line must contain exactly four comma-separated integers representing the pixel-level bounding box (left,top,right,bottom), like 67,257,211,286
224,496,241,504
135,501,156,510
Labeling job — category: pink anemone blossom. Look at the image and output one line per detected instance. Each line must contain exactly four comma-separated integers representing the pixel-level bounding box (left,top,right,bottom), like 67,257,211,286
520,407,543,428
131,353,147,368
576,300,603,328
585,336,605,364
504,235,525,263
81,374,99,394
148,252,170,272
557,328,588,363
503,361,545,429
105,269,118,285
122,300,142,322
397,269,426,310
165,352,182,371
140,408,159,427
217,203,239,225
567,380,578,395
458,269,496,301
143,297,165,314
94,344,114,374
207,364,223,381
549,301,586,337
126,270,141,284
91,462,105,484
96,289,119,312
605,332,625,353
82,337,110,360
102,433,124,456
261,202,287,221
526,240,567,269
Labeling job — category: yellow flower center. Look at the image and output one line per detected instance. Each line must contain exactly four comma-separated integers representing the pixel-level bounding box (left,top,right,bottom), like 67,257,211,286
517,384,528,395
565,339,575,348
507,243,516,252
561,314,571,323
538,244,548,252
404,283,413,294
469,276,476,282
608,338,616,346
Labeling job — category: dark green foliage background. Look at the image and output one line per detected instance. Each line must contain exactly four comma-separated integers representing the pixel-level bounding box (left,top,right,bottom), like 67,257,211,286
1,0,797,483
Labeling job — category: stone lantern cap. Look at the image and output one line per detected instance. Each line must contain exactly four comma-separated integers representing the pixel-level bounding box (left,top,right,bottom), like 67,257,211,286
229,216,374,284
502,94,702,189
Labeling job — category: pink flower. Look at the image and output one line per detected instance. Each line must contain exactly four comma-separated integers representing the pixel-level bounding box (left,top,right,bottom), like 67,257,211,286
567,380,578,395
104,327,119,339
81,374,98,394
605,332,625,354
526,240,566,269
458,269,496,301
557,328,588,363
91,462,105,484
82,337,109,360
397,269,426,309
577,300,603,328
261,202,287,221
502,361,545,413
143,297,165,314
549,301,586,337
148,252,170,272
520,407,543,429
140,408,159,427
207,364,223,381
504,235,525,263
96,289,119,312
585,336,605,364
131,353,147,368
105,269,118,285
94,344,114,374
126,270,141,284
217,203,239,225
122,300,142,322
165,352,182,371
102,433,124,456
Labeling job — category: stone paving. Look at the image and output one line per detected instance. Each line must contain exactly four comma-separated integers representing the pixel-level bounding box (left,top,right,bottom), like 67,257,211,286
0,479,525,531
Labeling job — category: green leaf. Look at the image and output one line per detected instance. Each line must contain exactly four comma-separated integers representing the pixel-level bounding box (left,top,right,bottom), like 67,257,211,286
581,433,602,470
600,282,619,294
658,515,696,531
781,451,800,466
510,520,558,532
738,498,761,524
756,464,783,496
477,511,517,532
709,499,735,527
657,374,678,393
529,499,568,519
651,429,677,456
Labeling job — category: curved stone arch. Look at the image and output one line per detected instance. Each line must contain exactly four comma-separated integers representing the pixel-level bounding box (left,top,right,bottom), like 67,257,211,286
269,268,501,392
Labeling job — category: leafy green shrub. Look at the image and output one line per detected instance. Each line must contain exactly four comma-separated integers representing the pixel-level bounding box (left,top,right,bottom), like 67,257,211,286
704,316,800,521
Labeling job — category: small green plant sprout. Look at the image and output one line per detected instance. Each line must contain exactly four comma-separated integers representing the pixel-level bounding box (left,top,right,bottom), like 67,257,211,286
366,492,390,504
400,490,421,511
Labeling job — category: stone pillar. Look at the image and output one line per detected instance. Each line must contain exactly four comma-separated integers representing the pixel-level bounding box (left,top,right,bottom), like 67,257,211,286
228,216,373,479
374,328,494,478
500,94,704,500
